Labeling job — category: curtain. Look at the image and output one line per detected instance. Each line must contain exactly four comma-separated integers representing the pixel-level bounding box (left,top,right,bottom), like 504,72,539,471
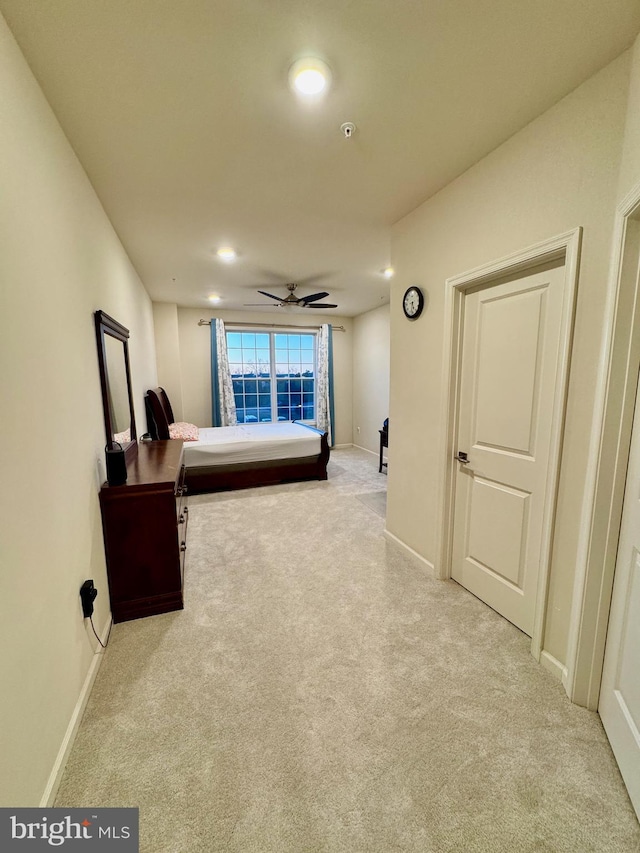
210,319,237,427
316,324,335,446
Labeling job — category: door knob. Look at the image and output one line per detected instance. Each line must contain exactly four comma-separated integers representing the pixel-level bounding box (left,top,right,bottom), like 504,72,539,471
455,451,469,464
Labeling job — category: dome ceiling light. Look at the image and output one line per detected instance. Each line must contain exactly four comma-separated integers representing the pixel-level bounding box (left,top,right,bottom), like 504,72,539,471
289,57,331,97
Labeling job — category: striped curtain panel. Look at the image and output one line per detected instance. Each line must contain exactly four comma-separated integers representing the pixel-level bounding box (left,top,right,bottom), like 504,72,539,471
210,319,237,427
316,324,335,446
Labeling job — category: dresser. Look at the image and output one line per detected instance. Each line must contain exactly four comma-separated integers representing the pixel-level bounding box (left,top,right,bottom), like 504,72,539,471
99,440,188,623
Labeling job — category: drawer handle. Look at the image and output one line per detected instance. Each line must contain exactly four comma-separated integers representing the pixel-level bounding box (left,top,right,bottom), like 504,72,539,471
179,514,185,524
183,506,189,515
180,542,187,552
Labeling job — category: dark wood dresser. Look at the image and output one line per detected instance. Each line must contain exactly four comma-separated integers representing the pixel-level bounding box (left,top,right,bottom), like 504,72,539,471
99,440,188,623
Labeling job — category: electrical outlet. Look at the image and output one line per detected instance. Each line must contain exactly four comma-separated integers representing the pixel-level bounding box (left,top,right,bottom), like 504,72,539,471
80,579,98,618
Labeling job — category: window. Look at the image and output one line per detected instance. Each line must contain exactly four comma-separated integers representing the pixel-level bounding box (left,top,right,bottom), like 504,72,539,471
226,330,316,424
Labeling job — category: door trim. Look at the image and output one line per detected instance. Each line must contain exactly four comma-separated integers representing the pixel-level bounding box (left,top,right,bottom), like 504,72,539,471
435,228,582,663
566,183,640,709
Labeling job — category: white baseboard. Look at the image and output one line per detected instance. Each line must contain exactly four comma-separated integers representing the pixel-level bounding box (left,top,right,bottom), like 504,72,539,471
40,615,112,807
352,443,377,456
383,529,436,577
540,650,568,686
332,443,354,450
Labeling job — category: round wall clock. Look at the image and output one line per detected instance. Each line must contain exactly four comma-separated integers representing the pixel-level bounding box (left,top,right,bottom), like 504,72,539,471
402,286,424,320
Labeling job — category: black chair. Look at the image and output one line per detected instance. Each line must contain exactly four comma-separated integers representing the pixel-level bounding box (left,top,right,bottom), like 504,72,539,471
379,418,389,473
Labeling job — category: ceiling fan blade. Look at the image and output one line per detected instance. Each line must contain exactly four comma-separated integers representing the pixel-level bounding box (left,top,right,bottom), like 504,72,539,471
300,291,330,304
306,303,338,308
257,290,285,301
243,303,281,307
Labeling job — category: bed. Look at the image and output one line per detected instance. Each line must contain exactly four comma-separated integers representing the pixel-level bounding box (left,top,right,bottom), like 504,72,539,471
145,387,330,494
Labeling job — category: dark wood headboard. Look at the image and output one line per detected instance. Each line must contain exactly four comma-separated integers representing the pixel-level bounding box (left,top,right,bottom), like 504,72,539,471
145,387,174,440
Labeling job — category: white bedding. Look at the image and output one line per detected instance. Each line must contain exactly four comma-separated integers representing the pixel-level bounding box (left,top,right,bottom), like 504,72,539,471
182,422,322,468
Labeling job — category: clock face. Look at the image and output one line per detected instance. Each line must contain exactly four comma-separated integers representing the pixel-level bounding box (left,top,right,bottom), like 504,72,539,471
403,286,424,319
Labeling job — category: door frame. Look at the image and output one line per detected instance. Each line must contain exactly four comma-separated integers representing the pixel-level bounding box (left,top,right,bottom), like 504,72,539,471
435,228,582,664
565,183,640,709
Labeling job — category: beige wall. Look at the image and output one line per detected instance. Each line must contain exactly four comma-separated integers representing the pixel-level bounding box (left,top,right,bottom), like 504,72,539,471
154,306,354,446
352,304,390,453
388,52,631,667
0,14,157,805
618,34,640,199
152,302,184,423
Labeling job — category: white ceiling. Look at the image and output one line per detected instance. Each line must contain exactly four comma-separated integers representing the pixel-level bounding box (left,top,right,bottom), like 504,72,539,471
2,1,639,317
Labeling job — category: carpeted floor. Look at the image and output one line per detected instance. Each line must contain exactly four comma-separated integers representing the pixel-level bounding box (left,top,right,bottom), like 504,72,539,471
55,448,640,852
356,489,387,517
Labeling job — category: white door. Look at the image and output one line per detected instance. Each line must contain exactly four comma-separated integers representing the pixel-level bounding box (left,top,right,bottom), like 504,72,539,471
599,369,640,820
451,262,566,636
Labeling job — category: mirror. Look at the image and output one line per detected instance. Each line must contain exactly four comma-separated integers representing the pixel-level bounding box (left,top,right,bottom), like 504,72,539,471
95,310,137,460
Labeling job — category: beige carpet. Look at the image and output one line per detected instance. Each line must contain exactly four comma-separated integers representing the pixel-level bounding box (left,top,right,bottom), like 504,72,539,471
55,448,640,852
356,490,387,517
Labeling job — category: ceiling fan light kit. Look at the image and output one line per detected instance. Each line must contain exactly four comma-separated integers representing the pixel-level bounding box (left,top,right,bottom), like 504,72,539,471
246,282,338,309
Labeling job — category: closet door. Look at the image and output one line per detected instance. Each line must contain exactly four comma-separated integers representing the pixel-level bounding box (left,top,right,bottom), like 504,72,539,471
599,370,640,820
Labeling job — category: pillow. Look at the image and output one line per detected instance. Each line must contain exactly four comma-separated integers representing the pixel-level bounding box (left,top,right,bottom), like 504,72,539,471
169,422,200,442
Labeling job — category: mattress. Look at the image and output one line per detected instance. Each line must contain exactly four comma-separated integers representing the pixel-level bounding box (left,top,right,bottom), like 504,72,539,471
182,422,322,468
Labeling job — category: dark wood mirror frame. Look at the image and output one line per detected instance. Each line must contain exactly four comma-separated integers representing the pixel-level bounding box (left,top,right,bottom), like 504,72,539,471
95,309,138,461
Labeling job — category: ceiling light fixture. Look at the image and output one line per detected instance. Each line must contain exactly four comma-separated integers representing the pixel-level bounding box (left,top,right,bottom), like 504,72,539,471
216,247,237,262
383,267,394,279
289,57,331,97
208,295,221,304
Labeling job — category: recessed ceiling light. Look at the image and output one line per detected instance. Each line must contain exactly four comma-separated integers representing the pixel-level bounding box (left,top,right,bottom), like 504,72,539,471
383,267,394,279
208,294,222,304
289,57,331,97
217,247,237,262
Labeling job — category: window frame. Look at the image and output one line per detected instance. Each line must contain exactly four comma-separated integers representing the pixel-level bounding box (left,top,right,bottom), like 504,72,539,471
226,327,318,425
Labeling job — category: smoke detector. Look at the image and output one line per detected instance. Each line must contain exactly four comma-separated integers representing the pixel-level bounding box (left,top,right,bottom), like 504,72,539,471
340,122,356,139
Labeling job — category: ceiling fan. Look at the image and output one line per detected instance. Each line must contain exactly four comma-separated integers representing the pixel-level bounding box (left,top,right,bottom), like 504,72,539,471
245,282,338,309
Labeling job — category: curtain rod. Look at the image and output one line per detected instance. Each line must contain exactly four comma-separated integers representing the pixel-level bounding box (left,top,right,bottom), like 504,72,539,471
198,319,346,332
